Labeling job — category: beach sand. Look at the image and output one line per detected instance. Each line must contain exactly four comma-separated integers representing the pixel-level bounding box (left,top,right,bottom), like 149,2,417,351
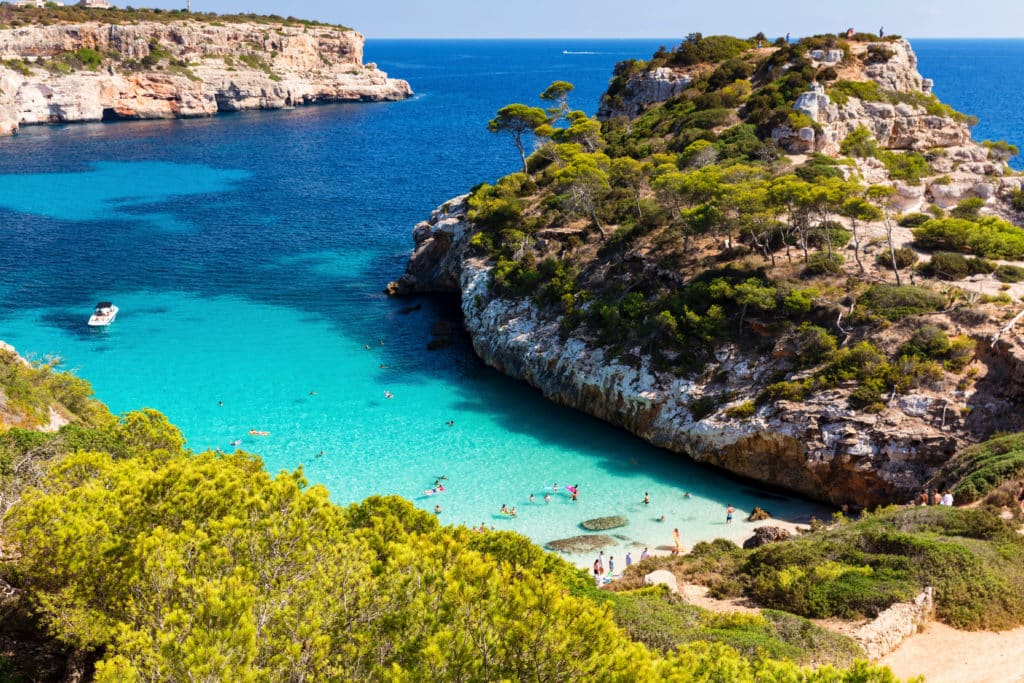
880,622,1024,683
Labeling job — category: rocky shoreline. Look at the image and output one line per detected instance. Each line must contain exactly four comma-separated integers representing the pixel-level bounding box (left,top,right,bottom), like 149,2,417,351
0,19,411,135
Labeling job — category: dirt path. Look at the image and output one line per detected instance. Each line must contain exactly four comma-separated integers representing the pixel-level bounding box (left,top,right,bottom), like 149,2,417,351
880,622,1024,683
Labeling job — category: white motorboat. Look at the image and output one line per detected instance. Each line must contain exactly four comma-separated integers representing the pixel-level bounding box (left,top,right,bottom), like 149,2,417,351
88,301,118,327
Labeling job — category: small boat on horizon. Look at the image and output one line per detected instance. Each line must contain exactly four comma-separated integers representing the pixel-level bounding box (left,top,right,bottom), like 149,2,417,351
87,301,118,327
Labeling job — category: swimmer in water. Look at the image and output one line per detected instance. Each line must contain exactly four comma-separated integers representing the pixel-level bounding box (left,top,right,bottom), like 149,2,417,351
529,493,535,503
384,391,394,399
500,504,509,515
379,364,388,369
309,391,317,396
544,493,551,503
684,491,692,498
230,439,242,447
434,504,441,514
643,492,650,505
445,420,454,426
218,401,223,407
509,506,517,517
316,450,324,458
364,344,371,350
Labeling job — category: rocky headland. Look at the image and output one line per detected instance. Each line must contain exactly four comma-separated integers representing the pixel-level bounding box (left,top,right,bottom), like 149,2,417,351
390,34,1024,507
0,9,411,135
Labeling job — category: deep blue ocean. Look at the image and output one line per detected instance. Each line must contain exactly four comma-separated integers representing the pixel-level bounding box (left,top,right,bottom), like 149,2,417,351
0,39,1019,561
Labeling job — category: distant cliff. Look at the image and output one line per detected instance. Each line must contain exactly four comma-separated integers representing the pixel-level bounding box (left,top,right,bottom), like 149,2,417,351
0,14,411,134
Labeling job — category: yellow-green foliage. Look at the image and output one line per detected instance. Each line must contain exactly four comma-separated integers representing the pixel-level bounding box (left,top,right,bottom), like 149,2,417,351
0,348,110,431
2,401,906,681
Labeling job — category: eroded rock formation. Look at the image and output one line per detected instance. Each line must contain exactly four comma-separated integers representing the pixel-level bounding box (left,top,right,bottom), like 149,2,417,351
0,19,411,134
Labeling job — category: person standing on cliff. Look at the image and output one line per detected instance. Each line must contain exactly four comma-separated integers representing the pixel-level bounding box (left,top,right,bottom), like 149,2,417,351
879,26,885,38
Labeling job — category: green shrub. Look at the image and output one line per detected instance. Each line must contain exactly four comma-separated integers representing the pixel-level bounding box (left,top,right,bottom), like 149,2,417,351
838,124,878,157
950,197,986,220
668,33,752,67
995,264,1024,283
897,213,930,228
724,401,756,419
689,395,719,420
913,216,1024,260
1011,190,1024,212
802,252,844,277
878,150,931,184
933,432,1024,503
876,247,918,270
858,284,946,320
901,324,951,359
922,252,969,280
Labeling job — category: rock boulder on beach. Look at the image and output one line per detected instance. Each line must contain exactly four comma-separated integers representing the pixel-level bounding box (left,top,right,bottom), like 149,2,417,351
742,525,791,549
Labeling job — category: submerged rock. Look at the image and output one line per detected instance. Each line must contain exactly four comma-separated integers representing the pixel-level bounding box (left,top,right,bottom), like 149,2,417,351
545,534,616,553
742,525,791,549
581,515,628,531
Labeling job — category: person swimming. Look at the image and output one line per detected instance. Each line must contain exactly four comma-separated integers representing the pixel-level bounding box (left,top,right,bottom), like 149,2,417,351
500,504,509,515
445,420,454,426
543,493,551,503
434,504,441,514
509,506,517,517
384,391,394,399
230,439,242,447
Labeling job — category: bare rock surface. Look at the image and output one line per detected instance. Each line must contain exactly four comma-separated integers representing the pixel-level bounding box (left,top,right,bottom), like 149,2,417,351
0,19,411,134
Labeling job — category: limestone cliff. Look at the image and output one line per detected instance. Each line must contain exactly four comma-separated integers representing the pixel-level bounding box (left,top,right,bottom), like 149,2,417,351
390,35,1024,508
0,18,411,134
391,197,1024,507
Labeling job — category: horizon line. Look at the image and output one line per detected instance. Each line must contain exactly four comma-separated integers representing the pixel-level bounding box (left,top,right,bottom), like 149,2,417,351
365,35,1024,41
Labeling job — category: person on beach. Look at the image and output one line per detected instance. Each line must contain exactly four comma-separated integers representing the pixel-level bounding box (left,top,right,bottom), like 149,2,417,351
658,515,665,523
1018,481,1024,512
593,559,601,580
941,491,954,507
640,547,649,561
671,528,681,555
726,505,735,523
625,551,633,567
684,492,691,498
932,490,942,506
608,556,615,576
643,492,650,505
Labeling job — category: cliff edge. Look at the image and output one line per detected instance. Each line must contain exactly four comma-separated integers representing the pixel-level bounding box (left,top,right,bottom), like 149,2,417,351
0,11,411,134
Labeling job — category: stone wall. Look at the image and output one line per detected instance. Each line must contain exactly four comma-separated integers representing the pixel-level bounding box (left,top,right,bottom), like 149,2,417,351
851,588,934,660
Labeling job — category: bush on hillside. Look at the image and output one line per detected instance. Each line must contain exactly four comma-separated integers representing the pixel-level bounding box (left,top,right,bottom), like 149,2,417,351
931,432,1024,503
858,284,946,320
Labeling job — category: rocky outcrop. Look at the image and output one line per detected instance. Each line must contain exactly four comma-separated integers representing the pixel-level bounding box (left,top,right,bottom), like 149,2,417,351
852,588,934,660
644,570,679,593
0,19,411,133
386,196,471,296
597,67,692,120
742,525,790,549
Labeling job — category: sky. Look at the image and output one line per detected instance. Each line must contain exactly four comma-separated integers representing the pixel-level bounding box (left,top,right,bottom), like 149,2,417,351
143,0,1024,39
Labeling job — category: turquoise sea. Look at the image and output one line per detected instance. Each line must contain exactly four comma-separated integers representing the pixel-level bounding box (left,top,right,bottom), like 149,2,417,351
0,39,1018,563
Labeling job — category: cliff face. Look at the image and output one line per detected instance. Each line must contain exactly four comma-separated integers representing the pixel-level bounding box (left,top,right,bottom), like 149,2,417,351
0,20,411,134
391,199,1024,507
